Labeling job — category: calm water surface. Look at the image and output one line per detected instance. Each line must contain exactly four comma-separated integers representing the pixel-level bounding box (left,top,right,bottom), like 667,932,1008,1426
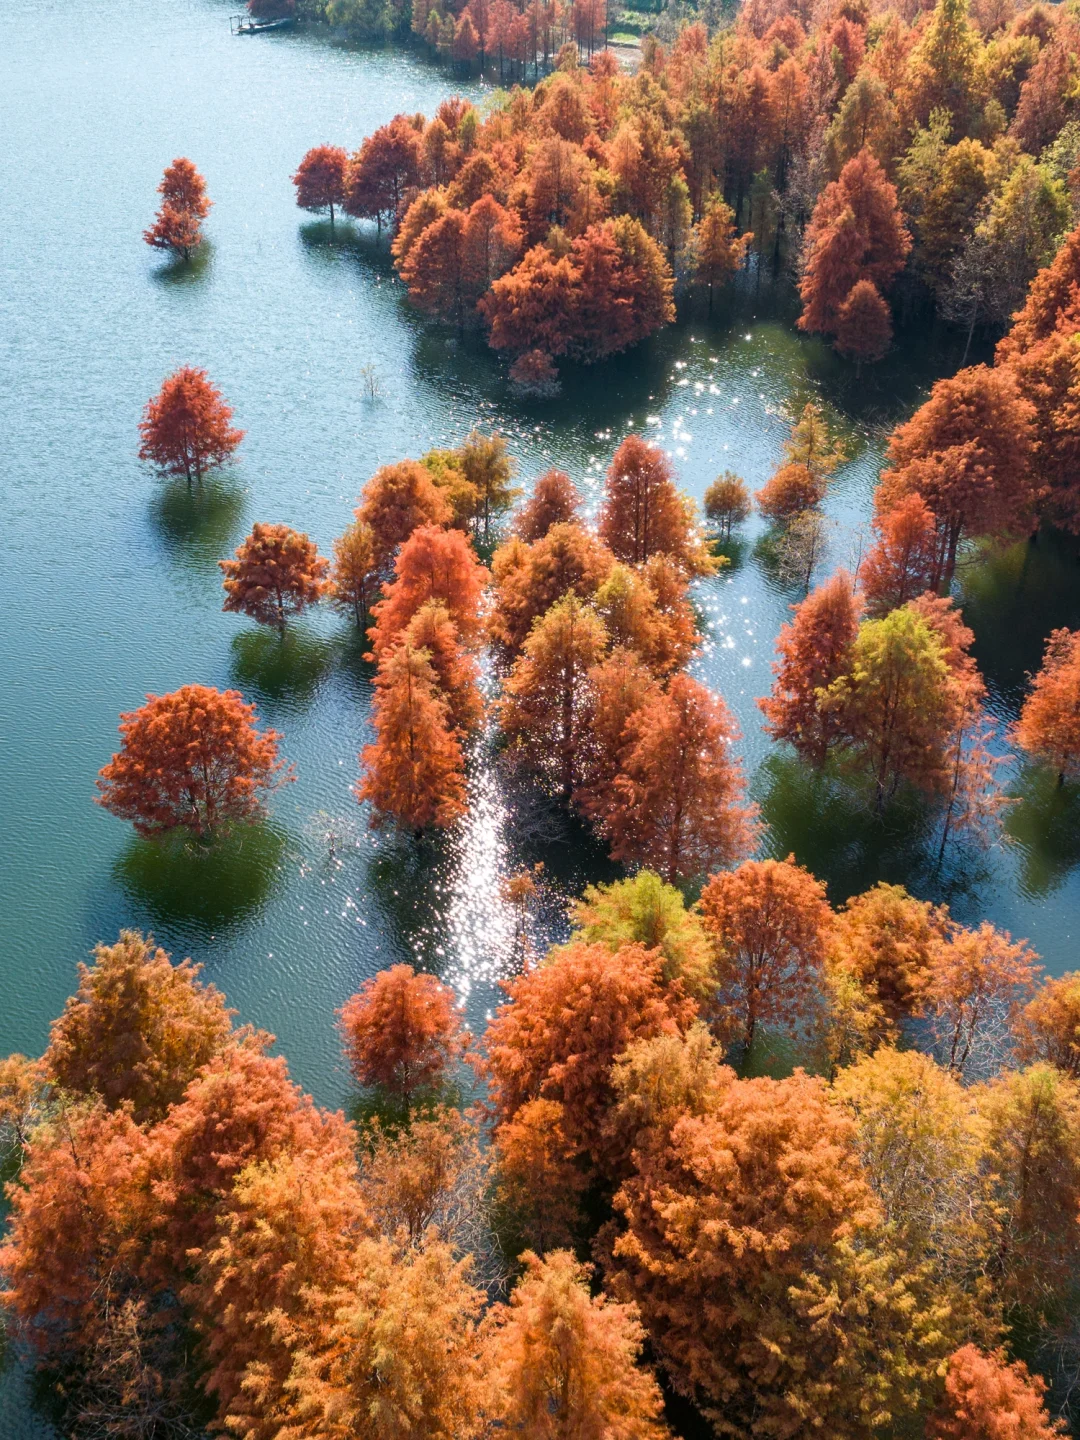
3,0,1080,1280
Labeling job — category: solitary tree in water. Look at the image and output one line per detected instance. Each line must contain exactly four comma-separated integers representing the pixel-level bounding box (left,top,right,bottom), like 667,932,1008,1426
138,367,243,485
292,145,349,233
337,964,465,1102
143,157,211,261
220,522,330,632
96,685,291,837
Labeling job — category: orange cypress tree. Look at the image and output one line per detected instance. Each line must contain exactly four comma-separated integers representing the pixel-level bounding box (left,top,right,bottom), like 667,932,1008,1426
96,685,291,837
144,157,211,260
482,939,695,1169
358,643,467,831
604,673,757,885
698,856,833,1053
1016,971,1080,1076
598,434,704,570
692,195,751,311
488,521,614,652
1015,627,1080,784
1004,326,1080,535
996,223,1080,362
44,930,233,1124
928,1346,1063,1440
337,964,465,1100
609,1070,927,1438
575,647,660,826
499,593,609,799
479,1251,670,1440
755,462,824,522
330,518,379,627
346,115,422,231
861,493,942,615
835,277,893,364
220,522,330,631
877,365,1037,587
924,921,1040,1075
138,367,244,485
514,468,582,541
491,1099,589,1255
292,144,349,232
830,882,947,1021
368,522,488,657
354,459,453,573
189,1151,369,1440
401,602,483,734
798,149,910,345
759,570,861,766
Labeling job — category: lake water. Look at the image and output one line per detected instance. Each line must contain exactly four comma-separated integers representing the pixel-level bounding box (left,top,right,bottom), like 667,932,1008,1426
4,0,1080,1330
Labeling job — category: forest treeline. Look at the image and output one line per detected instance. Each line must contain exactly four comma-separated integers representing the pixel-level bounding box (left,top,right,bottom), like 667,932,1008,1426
285,0,1080,380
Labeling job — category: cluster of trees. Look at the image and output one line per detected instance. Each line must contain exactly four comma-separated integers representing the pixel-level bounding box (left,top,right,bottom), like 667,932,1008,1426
300,0,1080,372
489,438,766,882
3,866,1078,1437
143,157,211,262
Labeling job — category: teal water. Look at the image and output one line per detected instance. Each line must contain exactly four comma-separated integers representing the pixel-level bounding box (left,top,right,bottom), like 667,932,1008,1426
3,0,1080,1148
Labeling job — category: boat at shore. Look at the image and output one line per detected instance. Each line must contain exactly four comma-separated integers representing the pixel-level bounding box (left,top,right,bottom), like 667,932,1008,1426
229,14,294,33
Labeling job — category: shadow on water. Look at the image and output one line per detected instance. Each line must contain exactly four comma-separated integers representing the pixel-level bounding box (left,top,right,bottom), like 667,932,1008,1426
961,529,1080,717
150,473,246,574
1005,763,1080,901
296,217,359,252
113,820,287,938
149,240,214,288
366,828,457,974
230,624,337,712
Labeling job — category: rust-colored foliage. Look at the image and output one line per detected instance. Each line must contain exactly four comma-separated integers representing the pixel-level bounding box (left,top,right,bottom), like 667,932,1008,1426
1017,971,1080,1076
604,674,757,885
594,562,696,675
96,684,291,837
759,570,861,766
835,277,893,362
220,522,330,630
144,157,210,260
693,195,752,308
599,434,705,571
575,646,660,826
480,1251,670,1440
402,602,484,734
1004,325,1080,535
860,492,942,615
347,115,423,230
698,856,833,1053
755,461,824,522
292,144,349,227
354,459,453,574
704,472,751,538
928,1346,1063,1440
831,883,948,1020
877,364,1037,587
610,1070,897,1438
277,1237,483,1440
357,643,467,830
514,468,582,542
368,522,488,657
189,1151,369,1440
1015,627,1080,783
138,366,243,484
489,520,614,652
798,149,910,349
44,930,233,1124
330,518,379,626
997,223,1080,363
337,964,465,1100
0,1103,154,1366
357,1105,484,1249
482,939,696,1167
500,593,609,799
924,921,1040,1075
491,1099,588,1255
148,1037,356,1272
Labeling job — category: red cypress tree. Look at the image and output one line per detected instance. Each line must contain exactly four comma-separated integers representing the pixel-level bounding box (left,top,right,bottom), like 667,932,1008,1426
760,570,862,766
143,158,211,260
1015,627,1080,784
599,434,704,571
354,460,453,573
368,523,488,657
928,1347,1063,1439
138,367,243,485
292,145,349,231
514,469,582,541
338,964,465,1099
861,494,942,615
220,523,330,631
798,150,911,345
604,674,757,884
835,278,893,364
